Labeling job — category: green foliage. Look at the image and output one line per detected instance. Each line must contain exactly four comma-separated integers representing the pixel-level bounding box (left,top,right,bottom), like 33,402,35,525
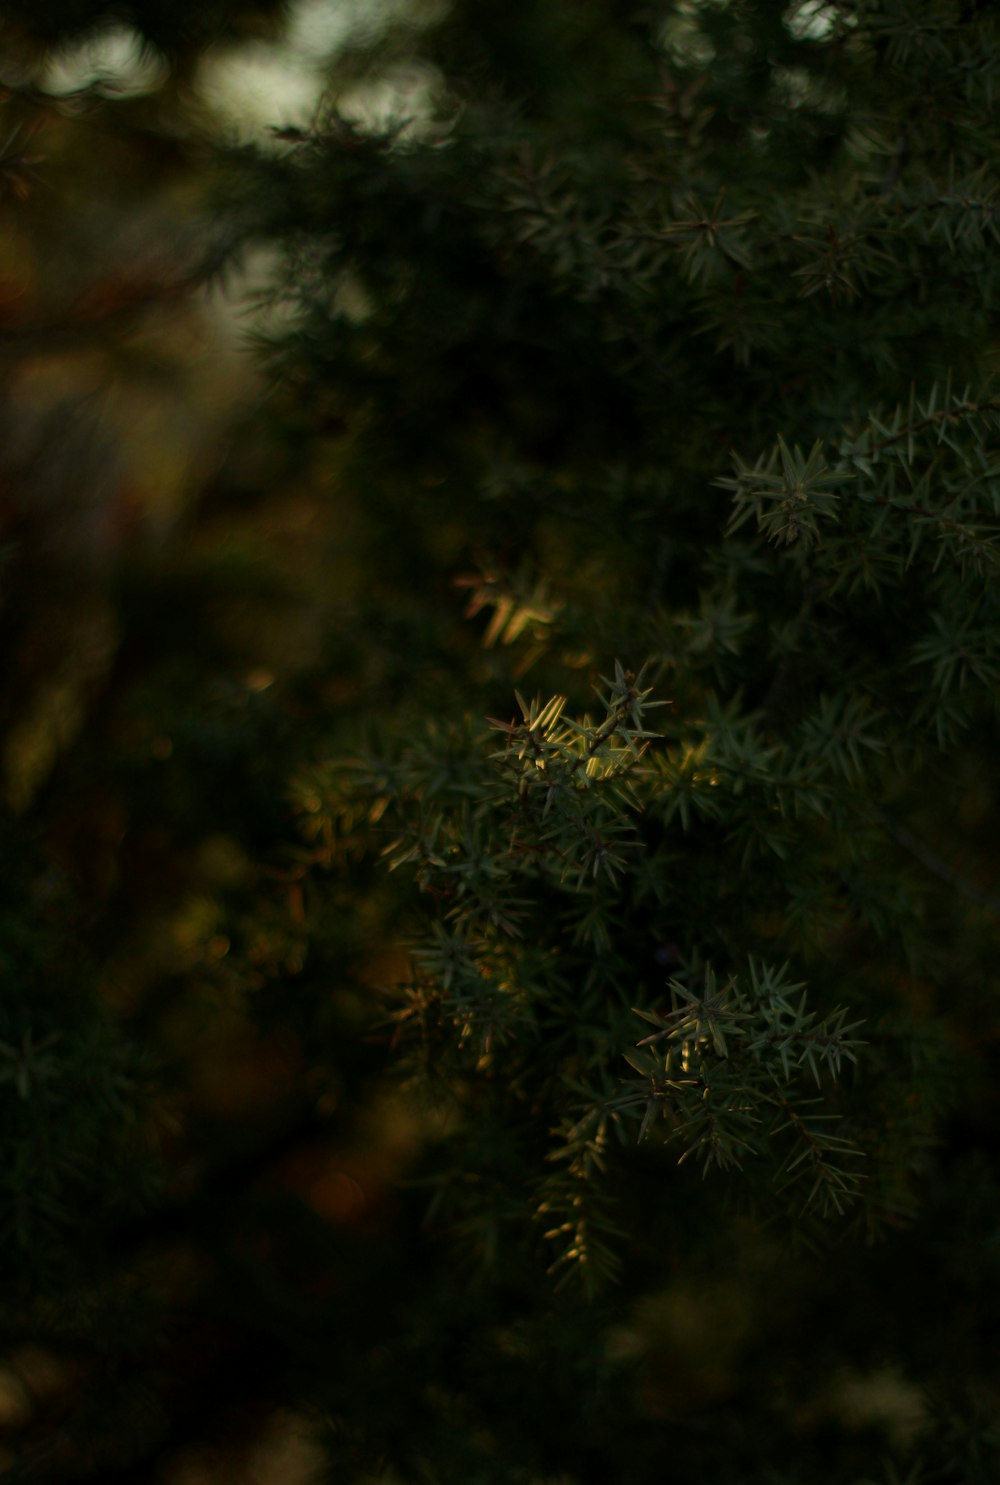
6,0,1000,1481
252,0,1000,1475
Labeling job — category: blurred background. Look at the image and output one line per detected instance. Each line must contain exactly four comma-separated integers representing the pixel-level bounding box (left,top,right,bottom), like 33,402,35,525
0,5,445,1480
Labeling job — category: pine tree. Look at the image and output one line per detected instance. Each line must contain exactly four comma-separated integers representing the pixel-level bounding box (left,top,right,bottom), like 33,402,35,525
4,1,1000,1482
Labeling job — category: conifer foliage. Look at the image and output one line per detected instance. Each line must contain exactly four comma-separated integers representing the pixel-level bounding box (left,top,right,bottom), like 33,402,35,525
263,0,1000,1475
4,0,1000,1481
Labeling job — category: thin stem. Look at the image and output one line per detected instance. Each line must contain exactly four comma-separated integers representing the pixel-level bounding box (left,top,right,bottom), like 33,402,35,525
881,813,1000,917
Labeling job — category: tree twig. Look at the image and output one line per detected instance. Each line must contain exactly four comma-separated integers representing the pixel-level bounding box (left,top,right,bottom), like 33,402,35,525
881,813,1000,917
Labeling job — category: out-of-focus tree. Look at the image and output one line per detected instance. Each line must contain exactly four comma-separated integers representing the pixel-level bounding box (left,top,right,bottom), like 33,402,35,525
0,6,405,1481
0,0,288,62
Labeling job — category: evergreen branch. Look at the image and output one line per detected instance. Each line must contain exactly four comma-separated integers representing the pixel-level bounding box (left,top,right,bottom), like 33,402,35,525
863,395,1000,454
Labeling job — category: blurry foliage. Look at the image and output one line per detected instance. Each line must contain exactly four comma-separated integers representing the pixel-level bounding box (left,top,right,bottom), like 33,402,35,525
0,7,413,1482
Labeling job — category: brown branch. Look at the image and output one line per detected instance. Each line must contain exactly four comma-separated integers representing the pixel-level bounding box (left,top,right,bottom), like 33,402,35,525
865,396,1000,454
881,813,1000,917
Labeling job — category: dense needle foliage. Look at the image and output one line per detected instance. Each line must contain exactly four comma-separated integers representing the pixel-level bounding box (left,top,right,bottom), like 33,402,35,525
3,0,1000,1481
259,0,1000,1258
